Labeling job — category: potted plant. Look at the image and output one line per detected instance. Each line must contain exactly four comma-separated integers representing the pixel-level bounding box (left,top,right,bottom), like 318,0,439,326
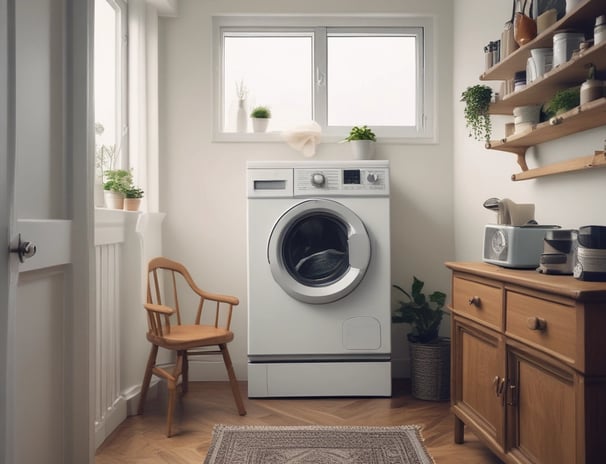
123,185,144,211
250,105,271,132
461,84,493,142
393,276,450,401
342,125,377,159
103,169,132,209
543,86,580,118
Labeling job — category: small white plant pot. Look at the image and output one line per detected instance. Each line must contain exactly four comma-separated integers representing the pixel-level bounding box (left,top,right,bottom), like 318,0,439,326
350,140,376,160
252,117,269,133
103,190,125,209
123,198,142,211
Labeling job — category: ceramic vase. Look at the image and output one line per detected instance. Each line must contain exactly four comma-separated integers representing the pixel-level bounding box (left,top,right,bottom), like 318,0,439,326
236,99,248,133
514,12,537,46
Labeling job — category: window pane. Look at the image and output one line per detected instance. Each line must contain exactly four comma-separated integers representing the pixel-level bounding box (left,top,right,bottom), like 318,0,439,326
223,35,313,132
327,35,417,127
94,0,119,173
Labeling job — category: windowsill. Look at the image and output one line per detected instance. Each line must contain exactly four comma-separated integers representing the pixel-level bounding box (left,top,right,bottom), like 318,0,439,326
213,132,437,144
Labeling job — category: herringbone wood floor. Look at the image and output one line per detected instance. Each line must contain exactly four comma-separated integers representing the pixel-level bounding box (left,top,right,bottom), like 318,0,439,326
95,380,502,463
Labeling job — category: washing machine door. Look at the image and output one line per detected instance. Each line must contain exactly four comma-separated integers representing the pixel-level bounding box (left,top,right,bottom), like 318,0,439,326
268,199,371,304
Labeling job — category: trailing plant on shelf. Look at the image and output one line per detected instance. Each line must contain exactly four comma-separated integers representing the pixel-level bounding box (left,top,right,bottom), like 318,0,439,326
343,125,376,142
392,276,448,344
461,84,493,142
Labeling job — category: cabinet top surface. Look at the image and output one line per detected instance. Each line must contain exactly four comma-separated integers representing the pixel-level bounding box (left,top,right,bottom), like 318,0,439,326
446,261,606,301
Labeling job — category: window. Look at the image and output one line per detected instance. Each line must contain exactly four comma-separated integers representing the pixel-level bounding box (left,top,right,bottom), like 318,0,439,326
213,16,434,142
94,0,127,177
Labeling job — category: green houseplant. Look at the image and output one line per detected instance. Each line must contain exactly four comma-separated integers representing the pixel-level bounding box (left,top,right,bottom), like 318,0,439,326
461,84,493,142
544,86,580,118
342,125,377,159
123,185,144,211
344,125,376,142
250,105,271,133
250,105,271,118
103,169,132,209
393,277,447,343
393,276,450,401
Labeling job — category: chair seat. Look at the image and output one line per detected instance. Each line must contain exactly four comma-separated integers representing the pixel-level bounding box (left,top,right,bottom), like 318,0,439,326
147,324,234,350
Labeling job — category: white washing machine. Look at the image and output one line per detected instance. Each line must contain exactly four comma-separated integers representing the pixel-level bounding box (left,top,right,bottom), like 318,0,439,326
246,160,391,397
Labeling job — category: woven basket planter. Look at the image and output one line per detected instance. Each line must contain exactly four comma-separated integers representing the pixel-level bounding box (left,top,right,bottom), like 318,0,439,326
409,338,451,401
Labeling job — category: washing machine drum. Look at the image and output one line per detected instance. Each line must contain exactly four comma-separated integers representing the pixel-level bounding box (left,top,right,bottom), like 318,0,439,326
268,199,371,304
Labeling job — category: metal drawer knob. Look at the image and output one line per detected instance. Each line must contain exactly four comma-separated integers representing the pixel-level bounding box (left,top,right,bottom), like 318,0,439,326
468,296,481,307
527,316,547,331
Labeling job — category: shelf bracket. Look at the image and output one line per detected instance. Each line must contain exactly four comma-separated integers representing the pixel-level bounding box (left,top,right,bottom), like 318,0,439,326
485,142,528,171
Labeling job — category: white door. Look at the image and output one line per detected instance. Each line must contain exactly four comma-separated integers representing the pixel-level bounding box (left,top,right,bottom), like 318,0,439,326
1,1,93,463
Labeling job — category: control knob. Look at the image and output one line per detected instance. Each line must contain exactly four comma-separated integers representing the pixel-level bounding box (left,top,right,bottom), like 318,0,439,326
366,172,379,184
311,173,326,186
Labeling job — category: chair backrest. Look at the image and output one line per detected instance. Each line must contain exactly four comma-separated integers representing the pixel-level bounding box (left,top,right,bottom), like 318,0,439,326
145,257,238,335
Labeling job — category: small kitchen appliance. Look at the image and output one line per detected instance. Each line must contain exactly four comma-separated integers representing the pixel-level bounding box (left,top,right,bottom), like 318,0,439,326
574,225,606,281
482,197,560,268
537,229,577,274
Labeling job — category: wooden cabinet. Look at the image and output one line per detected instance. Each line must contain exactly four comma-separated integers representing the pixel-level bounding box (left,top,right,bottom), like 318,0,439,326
480,0,606,180
446,262,606,464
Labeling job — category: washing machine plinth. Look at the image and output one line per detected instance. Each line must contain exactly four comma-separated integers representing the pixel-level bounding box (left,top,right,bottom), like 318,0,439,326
247,361,391,398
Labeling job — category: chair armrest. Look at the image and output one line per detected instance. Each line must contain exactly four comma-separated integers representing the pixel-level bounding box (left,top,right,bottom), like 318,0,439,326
190,287,239,306
144,303,176,315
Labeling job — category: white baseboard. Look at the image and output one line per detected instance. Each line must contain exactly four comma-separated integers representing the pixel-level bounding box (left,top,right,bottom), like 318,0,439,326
94,397,127,449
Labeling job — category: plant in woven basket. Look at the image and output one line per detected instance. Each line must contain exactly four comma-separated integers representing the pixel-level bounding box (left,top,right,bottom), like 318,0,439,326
461,84,493,142
392,276,447,344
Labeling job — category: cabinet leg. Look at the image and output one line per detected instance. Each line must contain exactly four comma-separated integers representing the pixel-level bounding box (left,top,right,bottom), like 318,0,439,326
454,416,464,444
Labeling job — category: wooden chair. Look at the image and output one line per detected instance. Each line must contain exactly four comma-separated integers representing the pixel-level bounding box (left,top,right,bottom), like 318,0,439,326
137,257,246,437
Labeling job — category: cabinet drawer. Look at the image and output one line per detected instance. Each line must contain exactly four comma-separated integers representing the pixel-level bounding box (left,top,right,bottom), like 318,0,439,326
506,291,577,364
452,276,503,329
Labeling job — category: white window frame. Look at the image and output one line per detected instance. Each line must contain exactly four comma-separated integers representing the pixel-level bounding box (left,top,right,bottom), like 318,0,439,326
212,15,435,144
94,0,129,172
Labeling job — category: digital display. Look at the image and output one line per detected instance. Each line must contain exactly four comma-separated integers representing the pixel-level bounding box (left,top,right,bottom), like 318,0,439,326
343,170,361,184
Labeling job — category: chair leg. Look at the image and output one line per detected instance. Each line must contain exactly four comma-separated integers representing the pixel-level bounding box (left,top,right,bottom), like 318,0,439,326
138,344,159,415
181,350,189,395
220,344,246,416
166,352,184,437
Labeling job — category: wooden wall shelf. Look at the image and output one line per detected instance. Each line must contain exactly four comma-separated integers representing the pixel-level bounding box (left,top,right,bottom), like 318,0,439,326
512,150,606,181
489,41,606,115
487,97,606,151
474,0,606,181
481,0,603,81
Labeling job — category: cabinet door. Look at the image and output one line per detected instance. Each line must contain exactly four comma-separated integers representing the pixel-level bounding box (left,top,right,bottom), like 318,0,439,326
506,345,577,464
452,316,505,449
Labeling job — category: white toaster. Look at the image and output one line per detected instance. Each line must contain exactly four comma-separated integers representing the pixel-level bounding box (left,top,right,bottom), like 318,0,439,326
483,224,560,269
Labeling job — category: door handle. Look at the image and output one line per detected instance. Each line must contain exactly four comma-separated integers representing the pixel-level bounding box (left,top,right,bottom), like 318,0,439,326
10,233,37,263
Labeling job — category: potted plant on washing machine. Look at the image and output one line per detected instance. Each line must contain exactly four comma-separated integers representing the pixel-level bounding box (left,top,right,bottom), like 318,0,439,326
392,276,450,401
342,125,377,160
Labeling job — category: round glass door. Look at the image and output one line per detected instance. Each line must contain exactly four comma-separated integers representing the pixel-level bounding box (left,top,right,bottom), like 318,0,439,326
268,199,371,304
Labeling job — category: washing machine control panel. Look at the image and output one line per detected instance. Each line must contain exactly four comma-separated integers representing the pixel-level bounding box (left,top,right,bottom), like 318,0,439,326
294,167,389,196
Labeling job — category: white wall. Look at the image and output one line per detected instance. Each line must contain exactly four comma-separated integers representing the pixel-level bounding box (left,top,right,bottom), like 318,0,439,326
158,0,455,379
453,0,606,263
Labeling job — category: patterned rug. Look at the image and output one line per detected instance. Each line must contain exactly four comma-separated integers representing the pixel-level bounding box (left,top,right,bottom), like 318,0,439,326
204,424,434,464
